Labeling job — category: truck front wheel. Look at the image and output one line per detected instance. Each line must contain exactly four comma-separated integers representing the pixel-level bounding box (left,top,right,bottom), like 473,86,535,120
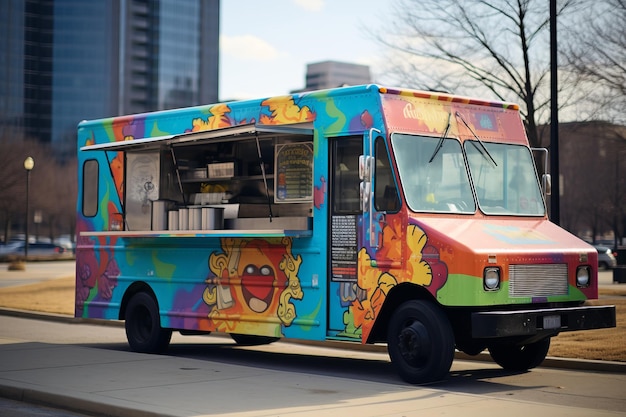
488,338,550,371
387,300,455,384
125,292,172,353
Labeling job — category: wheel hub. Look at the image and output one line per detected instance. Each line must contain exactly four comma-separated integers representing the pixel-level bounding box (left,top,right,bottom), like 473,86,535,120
398,321,430,365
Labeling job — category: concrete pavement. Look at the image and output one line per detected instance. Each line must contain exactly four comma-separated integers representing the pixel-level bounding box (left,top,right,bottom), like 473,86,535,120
1,334,625,417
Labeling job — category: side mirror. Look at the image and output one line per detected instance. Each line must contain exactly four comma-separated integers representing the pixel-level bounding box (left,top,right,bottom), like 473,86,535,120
359,155,371,181
359,155,365,180
360,181,370,212
542,173,552,196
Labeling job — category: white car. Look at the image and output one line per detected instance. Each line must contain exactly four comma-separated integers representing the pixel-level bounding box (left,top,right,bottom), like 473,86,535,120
593,245,617,270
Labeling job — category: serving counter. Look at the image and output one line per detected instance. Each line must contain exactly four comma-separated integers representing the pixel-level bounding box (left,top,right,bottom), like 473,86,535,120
81,216,313,239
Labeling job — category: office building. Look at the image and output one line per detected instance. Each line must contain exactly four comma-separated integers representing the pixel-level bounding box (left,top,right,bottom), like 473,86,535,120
0,0,220,157
293,60,372,93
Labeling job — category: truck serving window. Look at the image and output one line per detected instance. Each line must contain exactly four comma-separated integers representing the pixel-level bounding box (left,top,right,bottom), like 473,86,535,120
392,134,475,213
465,141,545,216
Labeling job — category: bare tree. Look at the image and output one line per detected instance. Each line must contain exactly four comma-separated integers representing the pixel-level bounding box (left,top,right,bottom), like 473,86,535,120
0,134,44,242
559,0,626,244
561,0,625,123
42,158,77,242
375,0,580,148
0,136,77,243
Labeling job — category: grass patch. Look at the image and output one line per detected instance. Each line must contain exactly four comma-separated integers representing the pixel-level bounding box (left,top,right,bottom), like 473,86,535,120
0,276,75,316
549,293,625,362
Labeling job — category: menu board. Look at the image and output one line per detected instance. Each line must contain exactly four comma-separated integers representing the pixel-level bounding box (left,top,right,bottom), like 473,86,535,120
274,142,313,202
331,215,358,282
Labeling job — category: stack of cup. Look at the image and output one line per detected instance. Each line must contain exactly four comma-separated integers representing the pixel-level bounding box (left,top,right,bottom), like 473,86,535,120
168,210,179,230
178,208,189,230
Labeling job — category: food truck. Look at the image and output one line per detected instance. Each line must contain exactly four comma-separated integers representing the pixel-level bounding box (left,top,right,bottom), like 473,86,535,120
75,84,616,383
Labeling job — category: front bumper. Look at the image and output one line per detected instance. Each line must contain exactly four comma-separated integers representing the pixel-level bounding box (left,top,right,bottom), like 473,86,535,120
471,305,616,338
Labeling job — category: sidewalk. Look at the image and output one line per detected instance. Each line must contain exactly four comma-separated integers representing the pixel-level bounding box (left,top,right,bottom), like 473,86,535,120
1,334,625,417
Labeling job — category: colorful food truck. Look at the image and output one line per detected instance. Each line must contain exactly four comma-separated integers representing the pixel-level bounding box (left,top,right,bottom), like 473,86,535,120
76,85,615,383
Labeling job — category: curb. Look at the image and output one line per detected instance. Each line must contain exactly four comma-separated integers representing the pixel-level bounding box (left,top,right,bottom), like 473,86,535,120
2,307,625,374
0,382,171,417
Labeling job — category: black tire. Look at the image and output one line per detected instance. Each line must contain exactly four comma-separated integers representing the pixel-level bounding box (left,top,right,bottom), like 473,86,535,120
230,333,280,346
387,300,455,384
125,292,172,353
488,338,551,371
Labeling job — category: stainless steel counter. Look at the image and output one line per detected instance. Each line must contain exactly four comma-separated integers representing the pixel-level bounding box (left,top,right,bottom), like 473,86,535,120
225,216,311,231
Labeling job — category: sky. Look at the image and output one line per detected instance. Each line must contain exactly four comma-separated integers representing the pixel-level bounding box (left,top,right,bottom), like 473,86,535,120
218,0,393,101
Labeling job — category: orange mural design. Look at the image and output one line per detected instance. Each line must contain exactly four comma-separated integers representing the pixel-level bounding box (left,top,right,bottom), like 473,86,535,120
202,237,303,336
85,131,95,147
192,103,232,131
110,152,124,197
352,220,436,339
259,96,315,125
108,119,135,199
111,117,129,141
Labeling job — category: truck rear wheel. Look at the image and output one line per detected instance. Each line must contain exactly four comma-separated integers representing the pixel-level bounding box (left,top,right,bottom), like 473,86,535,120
488,338,550,371
387,300,455,384
125,292,172,353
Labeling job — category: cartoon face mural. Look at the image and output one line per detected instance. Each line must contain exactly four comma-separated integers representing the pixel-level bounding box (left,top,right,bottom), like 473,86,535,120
203,237,304,336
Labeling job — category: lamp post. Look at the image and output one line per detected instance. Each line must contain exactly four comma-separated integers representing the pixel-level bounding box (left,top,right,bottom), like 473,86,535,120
24,157,34,259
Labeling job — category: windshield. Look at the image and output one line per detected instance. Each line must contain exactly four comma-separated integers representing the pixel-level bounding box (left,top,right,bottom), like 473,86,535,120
465,141,545,215
392,134,475,213
391,134,545,216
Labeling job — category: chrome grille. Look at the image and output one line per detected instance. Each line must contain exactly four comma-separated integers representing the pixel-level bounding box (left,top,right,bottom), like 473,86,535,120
509,264,568,297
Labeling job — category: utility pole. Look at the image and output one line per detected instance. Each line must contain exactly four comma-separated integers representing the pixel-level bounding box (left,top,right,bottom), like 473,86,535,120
550,0,560,224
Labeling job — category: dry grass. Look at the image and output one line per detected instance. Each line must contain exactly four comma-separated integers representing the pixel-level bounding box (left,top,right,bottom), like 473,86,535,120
549,297,626,362
0,276,75,316
0,276,624,362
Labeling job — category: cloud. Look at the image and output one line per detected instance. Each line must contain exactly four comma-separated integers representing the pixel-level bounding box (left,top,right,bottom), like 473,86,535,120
220,35,280,61
293,0,324,12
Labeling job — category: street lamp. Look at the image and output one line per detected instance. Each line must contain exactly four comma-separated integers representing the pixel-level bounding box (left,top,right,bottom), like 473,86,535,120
24,156,34,259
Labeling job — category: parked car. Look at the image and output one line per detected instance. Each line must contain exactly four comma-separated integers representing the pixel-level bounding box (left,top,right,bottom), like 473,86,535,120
0,240,26,253
593,245,617,270
0,241,73,262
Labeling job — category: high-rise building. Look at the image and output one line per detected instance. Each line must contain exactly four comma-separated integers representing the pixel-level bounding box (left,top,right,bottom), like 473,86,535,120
0,0,220,157
293,60,372,93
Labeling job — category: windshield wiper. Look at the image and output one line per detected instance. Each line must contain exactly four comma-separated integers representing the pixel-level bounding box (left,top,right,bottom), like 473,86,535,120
455,111,497,167
428,112,451,163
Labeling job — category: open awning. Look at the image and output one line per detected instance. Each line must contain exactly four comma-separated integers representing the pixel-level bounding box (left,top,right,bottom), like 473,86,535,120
80,122,314,152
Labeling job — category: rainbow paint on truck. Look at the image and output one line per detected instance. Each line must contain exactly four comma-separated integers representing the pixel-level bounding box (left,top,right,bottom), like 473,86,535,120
76,85,615,383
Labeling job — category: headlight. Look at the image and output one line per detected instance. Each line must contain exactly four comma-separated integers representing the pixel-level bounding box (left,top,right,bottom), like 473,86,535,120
483,267,500,291
576,266,590,288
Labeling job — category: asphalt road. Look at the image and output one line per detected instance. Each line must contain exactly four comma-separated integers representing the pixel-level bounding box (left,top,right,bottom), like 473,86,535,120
0,397,90,417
